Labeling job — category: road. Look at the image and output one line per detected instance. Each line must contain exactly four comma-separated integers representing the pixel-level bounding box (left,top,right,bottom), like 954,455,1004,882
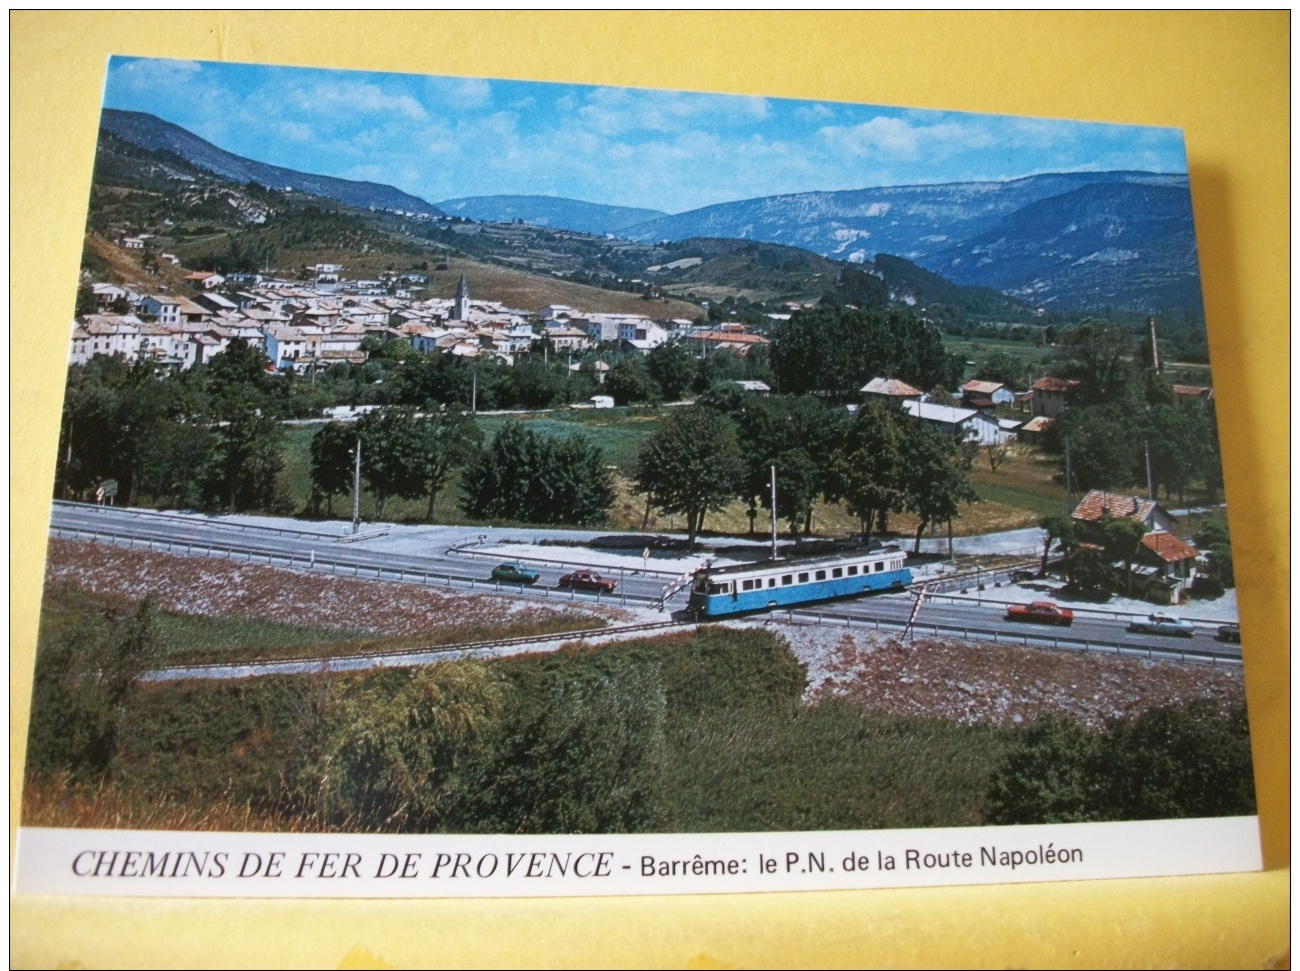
48,501,1242,666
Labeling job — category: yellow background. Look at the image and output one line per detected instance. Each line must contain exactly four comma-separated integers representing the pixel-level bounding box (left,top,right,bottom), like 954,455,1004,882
11,12,1289,968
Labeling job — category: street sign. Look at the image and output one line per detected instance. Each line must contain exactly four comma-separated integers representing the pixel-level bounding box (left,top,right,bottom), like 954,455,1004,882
100,479,119,498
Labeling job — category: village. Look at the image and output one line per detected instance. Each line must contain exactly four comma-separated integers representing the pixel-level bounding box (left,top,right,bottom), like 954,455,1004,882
65,258,1229,613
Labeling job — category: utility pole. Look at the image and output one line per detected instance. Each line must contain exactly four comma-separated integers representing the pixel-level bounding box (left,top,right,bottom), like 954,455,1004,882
351,435,362,534
770,464,780,561
1064,435,1073,512
471,368,477,414
1145,440,1154,500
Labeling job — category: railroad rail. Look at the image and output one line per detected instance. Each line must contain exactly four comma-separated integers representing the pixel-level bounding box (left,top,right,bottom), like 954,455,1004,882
144,619,691,682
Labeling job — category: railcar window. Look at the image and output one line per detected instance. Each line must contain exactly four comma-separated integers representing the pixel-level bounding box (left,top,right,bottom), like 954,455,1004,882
815,570,826,580
798,573,809,583
767,577,776,588
832,568,843,578
874,562,884,572
708,582,731,594
847,565,858,576
781,575,792,586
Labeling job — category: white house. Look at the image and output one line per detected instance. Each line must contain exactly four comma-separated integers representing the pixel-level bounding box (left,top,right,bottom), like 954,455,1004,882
902,400,1012,445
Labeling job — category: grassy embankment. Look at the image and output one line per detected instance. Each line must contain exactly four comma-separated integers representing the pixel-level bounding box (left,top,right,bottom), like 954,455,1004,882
24,602,1011,834
38,585,605,667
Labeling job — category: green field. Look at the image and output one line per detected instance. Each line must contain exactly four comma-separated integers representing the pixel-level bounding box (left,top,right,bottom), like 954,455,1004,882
943,335,1053,381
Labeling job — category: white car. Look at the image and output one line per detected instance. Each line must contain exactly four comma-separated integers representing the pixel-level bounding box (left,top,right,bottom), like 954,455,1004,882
1127,614,1195,638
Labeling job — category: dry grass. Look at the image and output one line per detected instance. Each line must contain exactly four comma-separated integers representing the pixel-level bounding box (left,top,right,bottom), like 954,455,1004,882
434,257,701,317
43,539,616,665
23,773,331,832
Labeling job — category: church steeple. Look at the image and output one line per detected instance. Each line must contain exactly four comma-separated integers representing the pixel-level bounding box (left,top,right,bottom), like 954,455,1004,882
453,273,470,321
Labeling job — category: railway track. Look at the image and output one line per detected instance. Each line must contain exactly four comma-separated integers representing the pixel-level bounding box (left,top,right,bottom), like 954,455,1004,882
145,619,692,682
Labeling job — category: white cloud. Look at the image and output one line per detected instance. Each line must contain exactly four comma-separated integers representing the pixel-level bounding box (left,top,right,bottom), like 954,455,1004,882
817,116,994,160
577,86,769,137
286,79,429,123
109,58,202,93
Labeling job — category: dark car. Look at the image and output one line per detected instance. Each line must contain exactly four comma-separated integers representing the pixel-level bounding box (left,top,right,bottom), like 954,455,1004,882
558,570,617,593
1216,623,1241,643
491,563,541,585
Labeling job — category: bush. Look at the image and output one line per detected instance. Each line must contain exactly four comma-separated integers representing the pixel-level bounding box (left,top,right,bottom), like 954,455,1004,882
985,702,1256,825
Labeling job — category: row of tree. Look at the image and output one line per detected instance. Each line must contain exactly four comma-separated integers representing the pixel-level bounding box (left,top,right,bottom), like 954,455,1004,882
768,306,964,398
59,342,290,512
309,412,615,528
1043,321,1224,502
633,399,979,549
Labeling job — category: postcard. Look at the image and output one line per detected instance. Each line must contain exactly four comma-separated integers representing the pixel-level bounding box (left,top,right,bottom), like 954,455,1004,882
13,56,1261,898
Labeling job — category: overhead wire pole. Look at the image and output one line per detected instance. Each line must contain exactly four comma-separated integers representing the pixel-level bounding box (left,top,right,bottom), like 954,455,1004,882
770,464,779,561
351,435,362,535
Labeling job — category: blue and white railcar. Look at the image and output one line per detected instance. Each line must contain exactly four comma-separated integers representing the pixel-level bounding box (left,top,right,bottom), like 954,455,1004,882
687,546,910,618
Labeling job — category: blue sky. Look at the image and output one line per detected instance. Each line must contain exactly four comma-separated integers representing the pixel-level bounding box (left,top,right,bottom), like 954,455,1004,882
103,57,1189,216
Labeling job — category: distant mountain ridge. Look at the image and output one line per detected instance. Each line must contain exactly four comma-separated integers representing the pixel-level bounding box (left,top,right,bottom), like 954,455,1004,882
437,195,667,236
928,181,1202,312
621,172,1185,257
619,171,1199,312
97,109,1201,312
99,109,445,217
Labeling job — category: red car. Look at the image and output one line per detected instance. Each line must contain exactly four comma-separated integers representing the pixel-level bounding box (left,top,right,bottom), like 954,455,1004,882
558,570,617,593
1004,601,1074,626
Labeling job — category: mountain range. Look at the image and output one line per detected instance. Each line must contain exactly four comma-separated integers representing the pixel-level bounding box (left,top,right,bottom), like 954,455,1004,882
437,195,667,236
100,109,446,218
95,109,1203,313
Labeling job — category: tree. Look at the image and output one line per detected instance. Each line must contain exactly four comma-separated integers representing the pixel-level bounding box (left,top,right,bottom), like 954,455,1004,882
1053,321,1139,407
826,403,907,545
309,421,356,517
605,357,654,405
416,410,481,521
985,441,1010,474
769,307,958,399
634,407,743,547
26,596,162,782
316,662,508,831
1062,546,1114,600
646,340,698,402
458,668,667,834
202,340,286,513
737,396,845,541
1194,518,1234,589
460,423,614,527
899,424,979,553
1054,404,1137,493
355,407,432,518
1101,517,1148,597
1037,515,1076,578
974,349,1031,390
985,703,1255,825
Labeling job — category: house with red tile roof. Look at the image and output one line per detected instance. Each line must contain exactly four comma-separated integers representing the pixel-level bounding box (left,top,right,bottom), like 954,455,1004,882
1070,490,1199,604
1030,376,1081,418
